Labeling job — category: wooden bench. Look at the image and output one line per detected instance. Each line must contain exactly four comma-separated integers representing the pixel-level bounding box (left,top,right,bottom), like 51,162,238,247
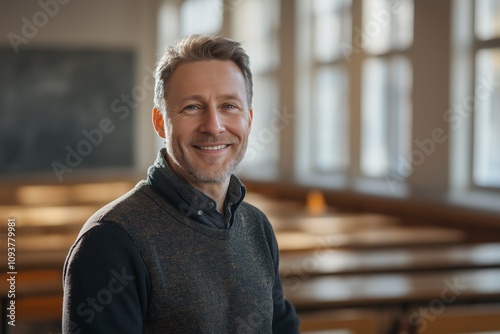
299,308,395,334
0,181,134,206
276,226,465,252
0,230,76,272
1,204,98,232
0,269,63,298
0,232,76,258
269,213,400,233
285,268,500,333
1,269,63,333
244,193,337,218
283,268,500,311
405,303,500,334
280,242,500,276
3,294,63,334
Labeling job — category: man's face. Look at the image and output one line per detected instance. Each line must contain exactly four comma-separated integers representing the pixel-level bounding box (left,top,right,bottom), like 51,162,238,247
155,60,253,186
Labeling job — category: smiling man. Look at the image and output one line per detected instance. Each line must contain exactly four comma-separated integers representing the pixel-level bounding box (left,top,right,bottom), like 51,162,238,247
62,35,300,333
153,58,252,211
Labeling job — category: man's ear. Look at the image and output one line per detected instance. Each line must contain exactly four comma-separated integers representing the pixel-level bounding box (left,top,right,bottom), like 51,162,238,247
152,108,166,139
248,108,253,127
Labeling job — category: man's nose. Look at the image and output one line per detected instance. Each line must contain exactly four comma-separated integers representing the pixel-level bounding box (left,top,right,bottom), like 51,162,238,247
199,105,225,135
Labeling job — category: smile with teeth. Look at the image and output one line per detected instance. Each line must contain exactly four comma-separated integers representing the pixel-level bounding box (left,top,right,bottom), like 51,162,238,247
196,144,228,151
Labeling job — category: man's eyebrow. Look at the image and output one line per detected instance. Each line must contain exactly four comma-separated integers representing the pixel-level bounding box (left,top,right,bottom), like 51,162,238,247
179,95,204,103
218,93,244,101
179,94,244,102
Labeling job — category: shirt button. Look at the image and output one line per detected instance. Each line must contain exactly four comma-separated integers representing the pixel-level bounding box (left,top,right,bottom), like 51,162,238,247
208,202,215,209
197,210,203,216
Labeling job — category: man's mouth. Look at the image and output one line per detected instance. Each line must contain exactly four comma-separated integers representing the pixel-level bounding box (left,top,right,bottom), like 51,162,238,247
195,144,229,151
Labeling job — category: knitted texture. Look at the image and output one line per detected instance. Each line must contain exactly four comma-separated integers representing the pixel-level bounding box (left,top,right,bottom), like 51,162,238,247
79,181,276,333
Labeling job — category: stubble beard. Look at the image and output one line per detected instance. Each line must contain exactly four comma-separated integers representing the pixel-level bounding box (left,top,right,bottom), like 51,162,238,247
166,137,248,184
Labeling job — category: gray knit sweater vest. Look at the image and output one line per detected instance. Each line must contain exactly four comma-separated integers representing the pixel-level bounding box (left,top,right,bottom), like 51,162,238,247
82,181,276,333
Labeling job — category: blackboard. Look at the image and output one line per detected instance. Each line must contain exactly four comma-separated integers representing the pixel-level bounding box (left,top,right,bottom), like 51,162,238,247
0,48,135,181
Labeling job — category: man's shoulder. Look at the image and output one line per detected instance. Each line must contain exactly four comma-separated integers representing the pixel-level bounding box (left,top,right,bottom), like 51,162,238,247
239,200,268,219
238,200,276,234
78,180,155,235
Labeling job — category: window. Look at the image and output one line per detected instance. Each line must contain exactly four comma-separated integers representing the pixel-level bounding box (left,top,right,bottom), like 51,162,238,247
361,56,412,177
230,0,281,179
360,0,413,179
296,0,351,181
475,0,500,40
313,66,349,172
180,0,223,36
473,0,500,188
362,0,413,55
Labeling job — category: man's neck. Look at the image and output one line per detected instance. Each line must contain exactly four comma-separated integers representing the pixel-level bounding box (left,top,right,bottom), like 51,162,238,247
191,181,229,213
166,156,230,213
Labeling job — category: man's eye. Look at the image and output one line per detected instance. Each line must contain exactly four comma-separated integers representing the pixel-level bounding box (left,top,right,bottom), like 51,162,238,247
222,104,237,110
183,105,202,113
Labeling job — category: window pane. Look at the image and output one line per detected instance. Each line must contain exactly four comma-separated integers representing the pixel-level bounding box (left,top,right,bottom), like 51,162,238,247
232,0,280,179
313,0,352,62
232,0,280,72
312,66,349,172
387,56,412,176
239,76,279,177
361,56,412,178
474,48,500,187
362,0,413,54
180,0,223,36
361,58,389,176
392,0,414,49
475,0,500,40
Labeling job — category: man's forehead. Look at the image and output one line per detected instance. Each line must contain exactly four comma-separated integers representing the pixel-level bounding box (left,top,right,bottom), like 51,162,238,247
168,60,247,99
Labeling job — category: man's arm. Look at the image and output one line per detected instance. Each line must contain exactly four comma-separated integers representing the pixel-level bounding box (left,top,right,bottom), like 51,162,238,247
62,222,150,334
269,227,301,333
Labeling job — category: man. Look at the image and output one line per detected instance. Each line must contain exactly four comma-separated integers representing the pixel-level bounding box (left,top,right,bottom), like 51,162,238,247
62,34,300,333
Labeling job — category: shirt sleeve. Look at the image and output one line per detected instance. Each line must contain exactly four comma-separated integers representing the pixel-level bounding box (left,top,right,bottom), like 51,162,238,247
62,221,150,334
269,226,301,333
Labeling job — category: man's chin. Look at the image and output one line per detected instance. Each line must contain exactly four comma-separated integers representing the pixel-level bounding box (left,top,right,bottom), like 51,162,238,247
191,171,231,184
186,163,233,184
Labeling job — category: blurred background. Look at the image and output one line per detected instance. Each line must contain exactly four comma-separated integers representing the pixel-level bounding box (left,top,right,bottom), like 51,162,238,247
1,0,500,333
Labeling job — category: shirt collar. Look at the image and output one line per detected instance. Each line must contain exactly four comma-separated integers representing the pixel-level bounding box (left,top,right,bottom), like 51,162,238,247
146,148,246,229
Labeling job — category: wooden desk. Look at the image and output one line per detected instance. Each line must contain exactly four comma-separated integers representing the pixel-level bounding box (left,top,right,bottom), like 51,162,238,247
407,303,500,334
0,232,77,271
3,233,76,253
299,308,394,334
1,204,98,231
1,269,63,333
244,193,336,218
276,226,465,252
280,242,500,276
0,269,62,298
0,181,133,206
284,268,500,311
269,214,400,233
